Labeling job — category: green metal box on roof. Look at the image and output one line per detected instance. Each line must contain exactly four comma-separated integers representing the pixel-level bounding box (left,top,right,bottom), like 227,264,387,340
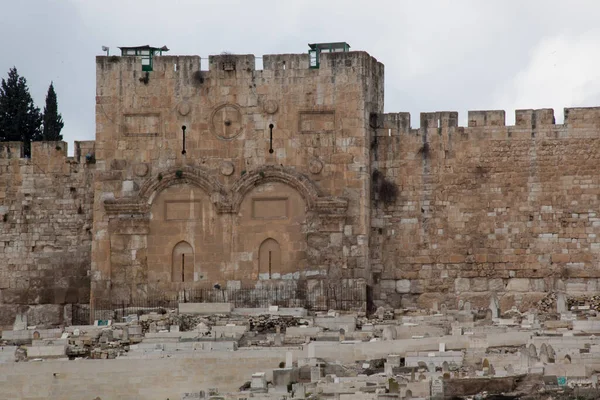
118,45,169,72
308,42,350,69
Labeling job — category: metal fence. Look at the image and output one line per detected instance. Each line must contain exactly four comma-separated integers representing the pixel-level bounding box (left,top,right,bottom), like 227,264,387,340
72,281,366,324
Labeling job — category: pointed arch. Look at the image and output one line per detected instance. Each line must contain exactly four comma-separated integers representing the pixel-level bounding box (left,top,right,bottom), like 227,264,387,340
231,166,320,213
139,166,229,210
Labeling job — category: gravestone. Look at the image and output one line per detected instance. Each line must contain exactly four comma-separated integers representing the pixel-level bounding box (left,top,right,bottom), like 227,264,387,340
382,326,397,341
148,322,157,334
13,313,27,331
482,358,490,376
274,333,282,346
464,301,471,313
506,364,514,375
310,366,322,382
539,343,549,363
339,328,345,342
442,361,449,372
489,295,500,319
33,331,40,340
557,292,567,313
410,368,415,382
451,323,462,336
458,300,464,310
520,350,531,368
485,309,493,320
293,383,306,398
286,351,293,368
384,362,393,377
388,378,399,393
431,378,444,399
547,345,556,363
528,344,537,359
250,372,267,392
440,304,447,315
428,362,435,374
387,354,401,367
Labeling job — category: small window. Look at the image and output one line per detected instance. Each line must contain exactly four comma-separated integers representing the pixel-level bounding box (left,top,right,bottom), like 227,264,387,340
309,50,318,68
222,61,235,71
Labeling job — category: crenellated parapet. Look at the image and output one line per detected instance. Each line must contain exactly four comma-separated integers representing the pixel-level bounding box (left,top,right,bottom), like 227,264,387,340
372,107,600,140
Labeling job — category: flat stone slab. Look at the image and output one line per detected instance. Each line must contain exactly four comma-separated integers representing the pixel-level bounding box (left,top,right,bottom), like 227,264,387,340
179,303,232,314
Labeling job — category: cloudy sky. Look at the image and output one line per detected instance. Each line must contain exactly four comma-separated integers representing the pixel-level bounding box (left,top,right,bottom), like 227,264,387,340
2,0,600,152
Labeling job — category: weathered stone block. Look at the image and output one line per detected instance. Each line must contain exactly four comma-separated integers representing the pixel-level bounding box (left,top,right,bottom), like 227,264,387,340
505,279,530,292
455,278,470,292
396,279,411,293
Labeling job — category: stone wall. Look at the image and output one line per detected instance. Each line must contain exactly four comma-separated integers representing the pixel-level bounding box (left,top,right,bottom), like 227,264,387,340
370,107,600,311
0,141,95,325
92,51,383,303
0,349,292,399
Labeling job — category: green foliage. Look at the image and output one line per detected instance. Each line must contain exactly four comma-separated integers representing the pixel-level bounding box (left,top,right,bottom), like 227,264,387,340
175,170,183,178
157,173,163,181
259,171,265,178
42,82,64,141
0,67,42,156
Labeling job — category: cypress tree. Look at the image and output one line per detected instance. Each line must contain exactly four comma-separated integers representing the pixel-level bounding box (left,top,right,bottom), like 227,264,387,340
42,82,64,141
0,67,42,156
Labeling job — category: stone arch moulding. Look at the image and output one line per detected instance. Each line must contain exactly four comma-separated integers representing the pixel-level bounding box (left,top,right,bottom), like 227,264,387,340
104,165,231,215
230,165,348,215
104,165,349,217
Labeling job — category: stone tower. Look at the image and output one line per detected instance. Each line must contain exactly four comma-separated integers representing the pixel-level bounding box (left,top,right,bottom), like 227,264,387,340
92,45,384,304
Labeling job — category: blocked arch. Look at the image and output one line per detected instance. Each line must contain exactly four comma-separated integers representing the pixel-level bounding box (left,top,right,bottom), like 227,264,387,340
139,166,228,208
231,166,320,213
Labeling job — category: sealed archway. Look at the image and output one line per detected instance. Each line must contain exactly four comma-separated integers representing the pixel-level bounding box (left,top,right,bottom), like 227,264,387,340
172,241,194,282
259,238,281,279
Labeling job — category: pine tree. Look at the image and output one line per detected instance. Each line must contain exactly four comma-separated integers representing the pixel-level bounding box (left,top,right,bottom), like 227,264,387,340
0,67,42,155
42,82,64,141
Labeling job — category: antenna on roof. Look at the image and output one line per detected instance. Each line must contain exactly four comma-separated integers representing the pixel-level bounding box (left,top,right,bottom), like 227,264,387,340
101,46,110,56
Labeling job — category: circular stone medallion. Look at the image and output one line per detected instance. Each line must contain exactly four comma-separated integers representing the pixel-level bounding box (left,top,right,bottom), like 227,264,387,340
263,99,278,115
220,161,235,176
309,158,324,174
177,101,191,116
210,103,243,140
134,163,149,177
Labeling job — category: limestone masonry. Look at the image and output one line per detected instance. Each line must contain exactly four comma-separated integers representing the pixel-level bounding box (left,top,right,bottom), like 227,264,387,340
2,45,600,324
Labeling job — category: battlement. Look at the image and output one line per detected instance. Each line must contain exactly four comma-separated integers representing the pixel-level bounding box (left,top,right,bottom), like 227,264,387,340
374,107,600,137
96,50,381,74
0,141,96,165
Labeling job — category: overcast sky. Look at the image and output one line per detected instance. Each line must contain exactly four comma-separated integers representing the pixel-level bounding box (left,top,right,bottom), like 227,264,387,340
2,0,600,153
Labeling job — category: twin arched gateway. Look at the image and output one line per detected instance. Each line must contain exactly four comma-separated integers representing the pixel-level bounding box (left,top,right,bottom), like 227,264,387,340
103,165,347,296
